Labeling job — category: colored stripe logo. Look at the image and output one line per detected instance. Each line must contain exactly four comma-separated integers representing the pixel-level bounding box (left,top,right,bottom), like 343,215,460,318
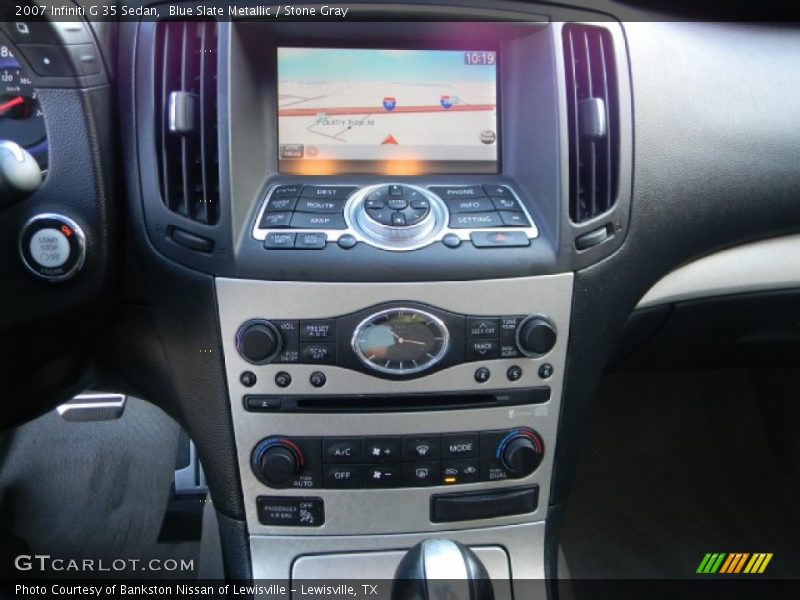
697,553,773,574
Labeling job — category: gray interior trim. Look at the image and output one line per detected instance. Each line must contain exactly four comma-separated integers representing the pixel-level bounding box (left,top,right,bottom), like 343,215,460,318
637,234,800,309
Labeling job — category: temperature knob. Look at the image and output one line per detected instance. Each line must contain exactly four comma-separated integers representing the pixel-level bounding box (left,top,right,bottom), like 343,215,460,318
236,320,281,364
252,438,304,486
498,428,544,477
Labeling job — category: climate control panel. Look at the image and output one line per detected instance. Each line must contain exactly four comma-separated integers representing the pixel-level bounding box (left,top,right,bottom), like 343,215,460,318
235,302,557,379
251,428,544,490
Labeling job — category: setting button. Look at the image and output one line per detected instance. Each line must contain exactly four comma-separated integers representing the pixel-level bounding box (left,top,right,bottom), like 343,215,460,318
449,212,503,229
323,438,363,463
403,435,441,461
364,437,402,462
467,317,499,338
442,433,479,460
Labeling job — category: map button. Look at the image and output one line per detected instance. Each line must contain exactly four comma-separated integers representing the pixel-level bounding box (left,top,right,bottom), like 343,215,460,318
290,213,347,230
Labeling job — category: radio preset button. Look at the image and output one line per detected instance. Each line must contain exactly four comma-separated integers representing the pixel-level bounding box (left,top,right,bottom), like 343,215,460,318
274,371,292,388
309,371,327,388
300,320,335,341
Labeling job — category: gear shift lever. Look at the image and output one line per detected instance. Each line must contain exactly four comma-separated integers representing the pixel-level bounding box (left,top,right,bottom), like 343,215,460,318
392,539,494,600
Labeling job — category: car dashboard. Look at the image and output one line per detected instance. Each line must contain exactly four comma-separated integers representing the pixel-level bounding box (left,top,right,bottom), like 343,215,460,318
1,0,799,595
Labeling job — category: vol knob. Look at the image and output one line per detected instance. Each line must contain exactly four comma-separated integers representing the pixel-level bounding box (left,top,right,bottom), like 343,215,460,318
253,439,302,486
516,316,557,357
236,320,281,364
501,431,543,477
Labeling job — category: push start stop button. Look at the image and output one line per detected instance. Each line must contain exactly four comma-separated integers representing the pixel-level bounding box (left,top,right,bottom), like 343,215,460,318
19,214,86,281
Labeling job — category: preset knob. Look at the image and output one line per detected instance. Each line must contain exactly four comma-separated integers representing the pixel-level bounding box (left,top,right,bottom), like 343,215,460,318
500,429,544,477
252,439,303,486
516,316,557,357
236,320,281,364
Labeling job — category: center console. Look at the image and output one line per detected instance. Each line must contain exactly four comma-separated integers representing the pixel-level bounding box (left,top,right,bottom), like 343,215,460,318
127,3,632,596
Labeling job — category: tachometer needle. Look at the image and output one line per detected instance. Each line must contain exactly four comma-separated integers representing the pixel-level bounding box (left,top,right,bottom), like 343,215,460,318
0,96,24,114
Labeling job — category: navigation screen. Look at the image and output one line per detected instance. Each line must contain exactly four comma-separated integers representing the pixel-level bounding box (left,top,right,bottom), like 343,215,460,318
277,48,499,175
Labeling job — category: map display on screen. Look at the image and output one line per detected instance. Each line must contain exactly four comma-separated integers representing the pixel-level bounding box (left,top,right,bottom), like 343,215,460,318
277,48,499,174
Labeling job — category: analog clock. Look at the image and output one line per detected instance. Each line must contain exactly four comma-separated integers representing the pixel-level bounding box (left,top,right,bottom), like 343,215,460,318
352,308,450,375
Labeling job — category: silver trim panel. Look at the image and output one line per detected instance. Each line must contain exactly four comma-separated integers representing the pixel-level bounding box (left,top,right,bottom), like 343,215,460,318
637,234,800,308
216,275,572,536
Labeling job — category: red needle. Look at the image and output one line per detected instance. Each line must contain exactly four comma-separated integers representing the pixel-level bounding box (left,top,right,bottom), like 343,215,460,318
0,96,24,114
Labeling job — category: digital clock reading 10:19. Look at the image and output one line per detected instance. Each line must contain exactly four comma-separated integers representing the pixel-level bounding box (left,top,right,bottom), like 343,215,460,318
352,308,450,376
464,51,496,66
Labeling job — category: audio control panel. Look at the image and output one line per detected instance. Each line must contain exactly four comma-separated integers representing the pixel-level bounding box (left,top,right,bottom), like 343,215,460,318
235,302,557,379
253,183,539,252
251,428,544,495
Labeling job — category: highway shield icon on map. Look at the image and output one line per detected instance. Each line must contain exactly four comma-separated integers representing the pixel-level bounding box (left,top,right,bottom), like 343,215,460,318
382,97,396,111
440,95,453,109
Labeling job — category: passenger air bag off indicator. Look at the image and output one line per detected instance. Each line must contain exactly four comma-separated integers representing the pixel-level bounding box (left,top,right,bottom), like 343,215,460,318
381,134,399,145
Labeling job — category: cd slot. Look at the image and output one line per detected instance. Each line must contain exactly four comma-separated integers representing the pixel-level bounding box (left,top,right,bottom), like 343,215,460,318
244,387,550,413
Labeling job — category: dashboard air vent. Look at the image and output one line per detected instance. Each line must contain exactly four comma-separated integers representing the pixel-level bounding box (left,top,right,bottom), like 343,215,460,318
562,24,619,223
154,21,219,225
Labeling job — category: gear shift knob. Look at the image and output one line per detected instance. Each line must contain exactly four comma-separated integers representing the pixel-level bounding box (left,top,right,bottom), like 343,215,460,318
0,140,42,205
392,539,494,600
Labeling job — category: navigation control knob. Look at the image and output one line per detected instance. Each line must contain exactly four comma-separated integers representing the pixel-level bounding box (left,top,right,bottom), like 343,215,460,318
500,429,544,477
252,439,303,486
516,316,557,357
236,320,281,364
